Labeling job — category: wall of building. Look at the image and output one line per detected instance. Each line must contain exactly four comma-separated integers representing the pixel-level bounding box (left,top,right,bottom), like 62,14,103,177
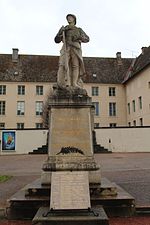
96,127,150,152
125,65,150,126
0,81,128,129
0,129,48,155
84,83,127,126
0,82,53,128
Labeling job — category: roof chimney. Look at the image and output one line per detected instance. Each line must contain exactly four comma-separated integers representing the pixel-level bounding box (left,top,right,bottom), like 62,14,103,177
12,48,19,62
141,47,147,55
116,52,122,65
116,52,121,59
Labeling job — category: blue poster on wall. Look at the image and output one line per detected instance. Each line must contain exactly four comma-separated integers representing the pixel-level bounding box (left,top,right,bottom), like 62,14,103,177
2,131,16,151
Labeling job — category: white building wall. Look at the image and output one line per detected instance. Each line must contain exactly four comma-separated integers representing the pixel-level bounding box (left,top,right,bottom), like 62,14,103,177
1,128,150,154
125,65,150,126
96,127,150,152
0,129,48,155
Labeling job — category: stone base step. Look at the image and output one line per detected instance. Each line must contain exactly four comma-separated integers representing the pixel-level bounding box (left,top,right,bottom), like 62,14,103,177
7,177,135,219
32,206,109,225
7,178,117,199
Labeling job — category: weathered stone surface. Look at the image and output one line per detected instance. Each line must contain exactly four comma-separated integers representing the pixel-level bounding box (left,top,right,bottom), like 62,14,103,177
48,95,94,157
41,171,52,185
41,169,101,185
33,206,109,225
50,171,91,210
89,170,101,184
52,84,88,97
42,155,99,171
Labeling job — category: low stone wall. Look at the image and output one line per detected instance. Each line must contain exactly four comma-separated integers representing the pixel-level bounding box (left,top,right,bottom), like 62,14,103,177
0,127,150,154
95,127,150,152
0,129,48,155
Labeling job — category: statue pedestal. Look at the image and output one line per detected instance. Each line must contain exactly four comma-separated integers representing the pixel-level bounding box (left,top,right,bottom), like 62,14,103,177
41,92,101,185
40,91,107,224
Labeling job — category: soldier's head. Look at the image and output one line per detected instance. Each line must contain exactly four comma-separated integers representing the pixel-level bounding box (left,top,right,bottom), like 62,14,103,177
66,14,76,25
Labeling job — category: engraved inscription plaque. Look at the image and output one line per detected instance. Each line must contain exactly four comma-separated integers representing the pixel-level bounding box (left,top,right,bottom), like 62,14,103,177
48,107,93,156
50,171,91,210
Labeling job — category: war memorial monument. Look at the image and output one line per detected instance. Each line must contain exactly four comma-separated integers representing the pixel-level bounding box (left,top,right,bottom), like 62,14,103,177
8,14,135,225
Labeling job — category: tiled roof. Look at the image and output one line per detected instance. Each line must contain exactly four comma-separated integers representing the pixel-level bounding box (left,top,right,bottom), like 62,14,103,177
0,54,58,83
123,46,150,83
0,53,133,84
84,57,132,84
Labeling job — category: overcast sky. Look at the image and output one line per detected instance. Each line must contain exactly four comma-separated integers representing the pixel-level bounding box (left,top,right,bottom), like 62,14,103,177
0,0,150,58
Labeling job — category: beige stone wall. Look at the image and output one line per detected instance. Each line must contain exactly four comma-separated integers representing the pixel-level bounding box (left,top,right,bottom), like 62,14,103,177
84,83,127,126
96,127,150,152
0,81,128,128
125,65,150,126
0,129,48,155
0,82,53,128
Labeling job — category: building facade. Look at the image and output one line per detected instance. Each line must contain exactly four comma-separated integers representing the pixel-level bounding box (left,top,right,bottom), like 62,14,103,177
0,47,150,129
124,46,150,126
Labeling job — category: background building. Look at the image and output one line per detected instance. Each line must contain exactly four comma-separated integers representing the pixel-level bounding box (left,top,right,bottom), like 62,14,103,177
0,47,150,129
123,46,150,126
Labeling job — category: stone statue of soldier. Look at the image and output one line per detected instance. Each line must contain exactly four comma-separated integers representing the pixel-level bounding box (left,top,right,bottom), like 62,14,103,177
54,14,89,91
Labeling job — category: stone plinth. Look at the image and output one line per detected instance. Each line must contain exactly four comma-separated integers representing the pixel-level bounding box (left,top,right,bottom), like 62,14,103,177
33,206,109,225
41,93,101,184
47,94,94,156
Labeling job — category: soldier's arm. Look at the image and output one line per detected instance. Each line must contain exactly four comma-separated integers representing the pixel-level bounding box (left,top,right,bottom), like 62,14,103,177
79,28,90,43
54,26,65,43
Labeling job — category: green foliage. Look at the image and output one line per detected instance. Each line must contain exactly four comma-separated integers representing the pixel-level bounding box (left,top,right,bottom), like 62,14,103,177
0,175,12,183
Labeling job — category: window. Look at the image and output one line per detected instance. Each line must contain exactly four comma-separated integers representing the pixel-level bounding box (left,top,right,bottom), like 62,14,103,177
139,118,143,126
0,123,5,128
92,102,99,116
18,85,25,95
109,123,117,127
0,101,6,115
36,123,43,129
36,86,43,95
109,102,116,116
133,120,136,126
148,82,150,88
132,100,136,112
128,122,131,127
109,87,116,96
94,123,99,128
36,101,43,115
92,87,99,96
17,123,24,129
0,85,6,95
17,101,25,115
93,74,97,78
127,103,130,114
138,96,142,109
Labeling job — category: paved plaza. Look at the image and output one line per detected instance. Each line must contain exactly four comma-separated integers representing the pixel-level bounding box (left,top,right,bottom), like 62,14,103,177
0,153,150,208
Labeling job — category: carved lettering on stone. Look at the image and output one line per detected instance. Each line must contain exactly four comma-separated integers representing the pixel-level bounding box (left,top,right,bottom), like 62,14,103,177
50,171,91,210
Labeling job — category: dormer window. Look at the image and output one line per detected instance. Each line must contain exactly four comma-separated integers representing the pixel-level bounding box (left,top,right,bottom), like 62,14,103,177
93,73,97,78
14,71,19,75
